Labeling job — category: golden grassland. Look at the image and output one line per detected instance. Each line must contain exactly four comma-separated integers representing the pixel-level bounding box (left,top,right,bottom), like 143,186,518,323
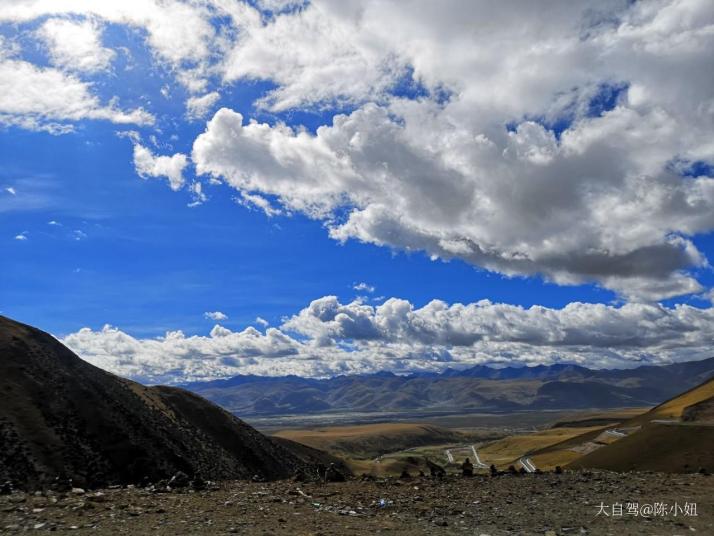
273,422,466,459
477,426,607,468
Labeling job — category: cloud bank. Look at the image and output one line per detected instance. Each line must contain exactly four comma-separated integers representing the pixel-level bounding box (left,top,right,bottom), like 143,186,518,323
63,296,714,383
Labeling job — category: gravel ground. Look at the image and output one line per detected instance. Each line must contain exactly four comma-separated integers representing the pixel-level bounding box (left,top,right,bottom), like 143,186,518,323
2,470,712,535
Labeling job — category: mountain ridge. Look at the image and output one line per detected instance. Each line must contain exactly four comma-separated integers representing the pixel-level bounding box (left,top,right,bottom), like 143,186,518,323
183,357,714,417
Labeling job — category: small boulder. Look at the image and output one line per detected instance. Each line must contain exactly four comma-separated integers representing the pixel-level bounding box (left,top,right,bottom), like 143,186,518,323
425,459,446,478
324,463,346,483
168,471,190,488
191,474,207,491
292,469,308,482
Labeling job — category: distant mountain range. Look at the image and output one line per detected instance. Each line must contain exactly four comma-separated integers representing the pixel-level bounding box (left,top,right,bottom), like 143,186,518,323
184,358,714,416
0,316,341,490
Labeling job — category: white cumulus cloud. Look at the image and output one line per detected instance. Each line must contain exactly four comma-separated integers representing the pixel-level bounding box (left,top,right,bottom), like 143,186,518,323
353,282,375,293
37,18,115,73
133,143,188,191
186,91,220,120
0,58,152,133
204,311,228,321
191,0,714,301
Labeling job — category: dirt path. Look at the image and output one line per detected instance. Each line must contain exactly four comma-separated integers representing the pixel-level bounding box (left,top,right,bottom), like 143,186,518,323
2,470,712,535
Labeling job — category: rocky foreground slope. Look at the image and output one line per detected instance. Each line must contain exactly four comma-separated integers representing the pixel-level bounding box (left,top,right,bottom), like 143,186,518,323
1,471,712,535
0,316,343,490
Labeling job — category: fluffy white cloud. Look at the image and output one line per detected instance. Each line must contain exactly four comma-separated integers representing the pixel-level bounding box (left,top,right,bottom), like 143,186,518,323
353,282,375,293
186,91,221,120
0,1,263,92
132,143,188,191
0,1,260,130
204,311,228,321
193,102,713,301
63,295,714,383
63,323,302,383
37,18,115,72
192,0,714,301
285,296,714,352
222,4,401,111
0,57,153,132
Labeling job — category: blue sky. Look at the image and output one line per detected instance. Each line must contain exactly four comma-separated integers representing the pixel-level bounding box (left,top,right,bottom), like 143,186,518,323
2,1,714,381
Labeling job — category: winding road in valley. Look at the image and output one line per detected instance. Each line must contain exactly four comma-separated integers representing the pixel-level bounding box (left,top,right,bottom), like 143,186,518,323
445,445,489,468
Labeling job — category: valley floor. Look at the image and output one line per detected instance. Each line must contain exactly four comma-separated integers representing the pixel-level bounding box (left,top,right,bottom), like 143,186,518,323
2,471,712,535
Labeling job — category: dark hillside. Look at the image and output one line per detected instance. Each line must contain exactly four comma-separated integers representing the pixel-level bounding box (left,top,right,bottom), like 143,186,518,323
0,315,341,490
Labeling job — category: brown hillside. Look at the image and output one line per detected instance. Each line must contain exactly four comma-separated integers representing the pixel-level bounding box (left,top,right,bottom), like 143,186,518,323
0,315,342,490
568,423,714,473
625,377,714,426
563,378,714,473
683,396,714,423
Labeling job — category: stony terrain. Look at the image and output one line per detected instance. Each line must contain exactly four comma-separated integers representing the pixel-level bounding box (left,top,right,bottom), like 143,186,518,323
2,470,712,535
